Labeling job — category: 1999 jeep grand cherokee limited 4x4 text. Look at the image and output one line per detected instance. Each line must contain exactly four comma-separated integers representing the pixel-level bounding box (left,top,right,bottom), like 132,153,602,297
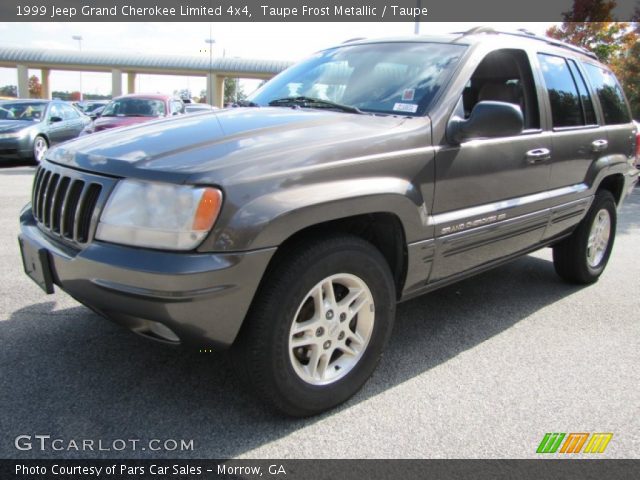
19,28,639,416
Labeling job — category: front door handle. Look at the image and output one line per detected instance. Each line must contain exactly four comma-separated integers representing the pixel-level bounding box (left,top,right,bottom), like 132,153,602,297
591,139,608,152
526,148,551,164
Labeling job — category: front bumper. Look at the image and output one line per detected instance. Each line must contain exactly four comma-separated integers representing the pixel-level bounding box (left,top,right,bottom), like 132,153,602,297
0,137,32,159
19,206,275,348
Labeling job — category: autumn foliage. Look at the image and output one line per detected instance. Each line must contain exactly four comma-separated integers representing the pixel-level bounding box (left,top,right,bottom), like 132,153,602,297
546,0,640,117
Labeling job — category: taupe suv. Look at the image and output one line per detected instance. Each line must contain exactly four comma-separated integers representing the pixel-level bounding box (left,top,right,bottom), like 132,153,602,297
19,29,639,416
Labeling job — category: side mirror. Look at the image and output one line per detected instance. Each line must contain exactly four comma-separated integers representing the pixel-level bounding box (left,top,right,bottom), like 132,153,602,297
447,101,524,144
49,116,63,123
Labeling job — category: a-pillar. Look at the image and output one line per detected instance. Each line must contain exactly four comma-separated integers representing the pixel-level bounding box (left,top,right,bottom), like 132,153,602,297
17,65,29,98
111,69,123,97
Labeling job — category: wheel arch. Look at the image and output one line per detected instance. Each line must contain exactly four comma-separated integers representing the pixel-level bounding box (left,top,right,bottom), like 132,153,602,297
596,173,625,205
262,212,408,301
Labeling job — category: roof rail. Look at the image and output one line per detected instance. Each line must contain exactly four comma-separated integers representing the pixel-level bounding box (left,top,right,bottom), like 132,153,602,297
453,26,598,60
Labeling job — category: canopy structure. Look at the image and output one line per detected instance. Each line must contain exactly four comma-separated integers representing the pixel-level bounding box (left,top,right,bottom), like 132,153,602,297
0,46,292,106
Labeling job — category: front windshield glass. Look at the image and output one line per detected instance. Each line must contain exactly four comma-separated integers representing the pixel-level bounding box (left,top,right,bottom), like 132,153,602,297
101,98,166,117
249,42,466,115
0,102,47,121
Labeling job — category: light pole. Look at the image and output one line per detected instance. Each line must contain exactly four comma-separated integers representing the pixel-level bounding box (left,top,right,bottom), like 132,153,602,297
414,0,421,35
72,35,83,101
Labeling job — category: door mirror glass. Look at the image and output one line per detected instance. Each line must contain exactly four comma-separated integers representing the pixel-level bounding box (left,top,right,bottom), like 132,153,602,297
447,101,524,144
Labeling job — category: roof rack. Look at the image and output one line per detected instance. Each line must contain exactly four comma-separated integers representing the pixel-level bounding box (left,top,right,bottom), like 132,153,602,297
453,26,598,60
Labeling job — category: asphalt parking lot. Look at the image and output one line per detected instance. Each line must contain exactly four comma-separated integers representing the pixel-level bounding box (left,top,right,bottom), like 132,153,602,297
0,161,638,459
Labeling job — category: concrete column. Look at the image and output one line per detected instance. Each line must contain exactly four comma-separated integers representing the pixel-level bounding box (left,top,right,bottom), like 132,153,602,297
111,69,123,97
206,73,224,108
127,72,137,94
41,68,51,99
17,64,29,98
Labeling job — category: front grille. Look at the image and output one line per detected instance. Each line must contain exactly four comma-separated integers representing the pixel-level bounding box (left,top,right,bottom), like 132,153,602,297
31,163,115,247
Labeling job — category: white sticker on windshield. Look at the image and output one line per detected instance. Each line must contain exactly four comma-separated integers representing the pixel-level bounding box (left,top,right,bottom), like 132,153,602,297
393,103,418,113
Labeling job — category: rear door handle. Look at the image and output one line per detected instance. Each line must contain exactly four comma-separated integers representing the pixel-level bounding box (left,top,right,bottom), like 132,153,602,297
591,139,608,152
526,148,551,164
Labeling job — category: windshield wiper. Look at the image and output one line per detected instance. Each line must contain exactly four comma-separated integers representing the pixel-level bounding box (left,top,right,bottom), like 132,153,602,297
234,100,259,107
268,96,365,114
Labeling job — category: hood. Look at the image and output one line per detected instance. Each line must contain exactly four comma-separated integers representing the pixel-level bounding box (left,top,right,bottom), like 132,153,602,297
47,107,428,184
90,115,159,132
0,120,34,134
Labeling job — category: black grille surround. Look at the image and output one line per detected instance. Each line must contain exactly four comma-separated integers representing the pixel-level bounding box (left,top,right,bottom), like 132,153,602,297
31,162,117,248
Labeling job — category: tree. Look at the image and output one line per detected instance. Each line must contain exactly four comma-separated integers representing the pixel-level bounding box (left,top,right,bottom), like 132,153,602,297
69,91,81,101
28,75,42,98
224,78,246,105
546,0,640,118
0,85,17,97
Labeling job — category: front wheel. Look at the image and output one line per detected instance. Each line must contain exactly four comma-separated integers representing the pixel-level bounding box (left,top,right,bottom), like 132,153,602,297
553,190,617,284
231,235,396,417
32,135,48,163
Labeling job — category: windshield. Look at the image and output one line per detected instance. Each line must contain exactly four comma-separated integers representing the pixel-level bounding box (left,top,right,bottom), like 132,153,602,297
0,102,47,121
101,98,166,117
249,42,466,116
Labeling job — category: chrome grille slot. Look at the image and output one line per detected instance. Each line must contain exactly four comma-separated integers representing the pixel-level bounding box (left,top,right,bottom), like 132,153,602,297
62,180,84,239
44,173,60,228
51,177,70,233
31,163,115,248
76,183,102,243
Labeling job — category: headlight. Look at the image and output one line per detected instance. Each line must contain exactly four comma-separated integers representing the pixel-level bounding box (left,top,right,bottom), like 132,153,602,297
95,180,223,250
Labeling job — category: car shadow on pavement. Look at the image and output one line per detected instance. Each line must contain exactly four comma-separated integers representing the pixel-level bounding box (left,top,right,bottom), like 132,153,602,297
1,254,585,459
0,160,36,170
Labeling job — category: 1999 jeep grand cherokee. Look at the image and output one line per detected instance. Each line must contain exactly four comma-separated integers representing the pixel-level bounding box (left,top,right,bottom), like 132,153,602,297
19,29,639,416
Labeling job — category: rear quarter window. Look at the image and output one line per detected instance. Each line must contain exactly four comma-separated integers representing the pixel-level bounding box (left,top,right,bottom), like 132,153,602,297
582,63,631,125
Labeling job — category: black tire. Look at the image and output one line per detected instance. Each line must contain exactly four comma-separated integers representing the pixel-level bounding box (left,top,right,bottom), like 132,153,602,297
231,234,396,417
553,190,617,284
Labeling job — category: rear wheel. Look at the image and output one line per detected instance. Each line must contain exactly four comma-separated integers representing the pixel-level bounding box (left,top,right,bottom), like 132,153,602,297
32,135,48,163
232,235,396,417
553,190,617,284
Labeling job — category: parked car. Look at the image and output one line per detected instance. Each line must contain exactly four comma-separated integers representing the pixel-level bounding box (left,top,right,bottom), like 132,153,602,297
0,99,90,162
77,100,109,119
185,103,215,114
80,94,185,135
87,105,105,120
18,29,639,416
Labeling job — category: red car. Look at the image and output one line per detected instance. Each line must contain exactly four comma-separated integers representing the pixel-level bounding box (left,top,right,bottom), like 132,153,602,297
81,94,185,135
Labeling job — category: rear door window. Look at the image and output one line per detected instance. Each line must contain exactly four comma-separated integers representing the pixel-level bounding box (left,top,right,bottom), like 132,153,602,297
567,60,597,125
537,54,583,128
582,63,631,125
